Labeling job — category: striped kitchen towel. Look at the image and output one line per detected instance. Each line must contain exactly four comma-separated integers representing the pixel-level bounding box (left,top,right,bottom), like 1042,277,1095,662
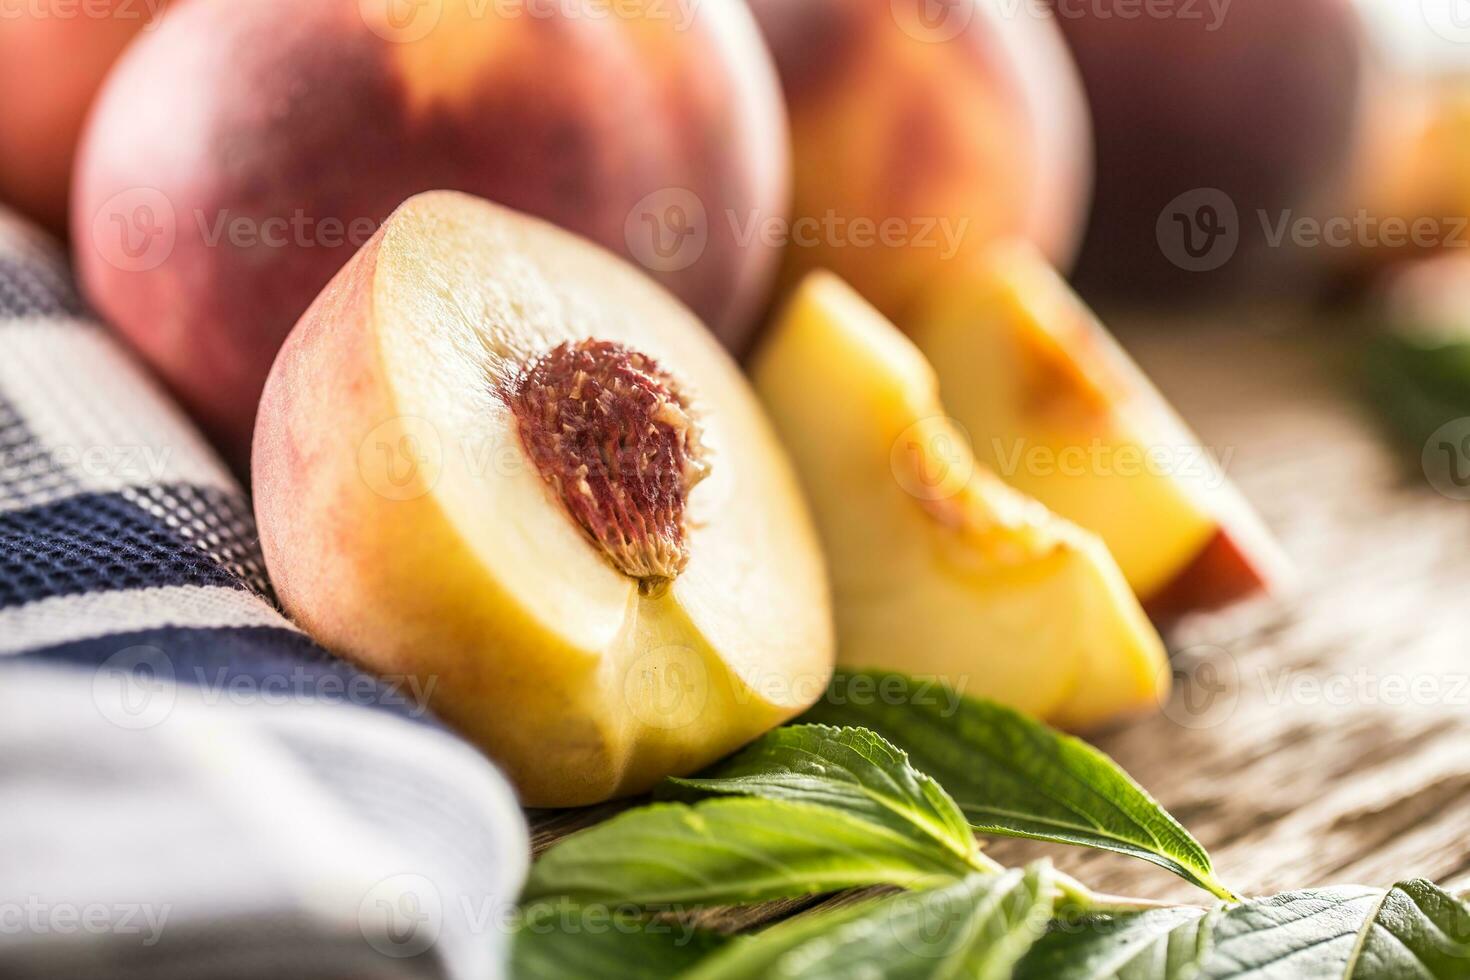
0,208,529,979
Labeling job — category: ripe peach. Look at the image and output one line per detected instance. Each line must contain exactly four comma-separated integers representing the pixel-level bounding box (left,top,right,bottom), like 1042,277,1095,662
1342,78,1470,271
0,1,153,232
74,0,788,465
746,0,1091,324
1054,0,1370,298
252,192,832,807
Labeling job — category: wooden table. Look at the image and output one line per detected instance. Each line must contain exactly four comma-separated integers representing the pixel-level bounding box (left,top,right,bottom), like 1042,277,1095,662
531,313,1470,927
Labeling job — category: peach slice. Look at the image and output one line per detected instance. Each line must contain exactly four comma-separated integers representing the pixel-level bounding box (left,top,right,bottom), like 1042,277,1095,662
752,272,1167,729
252,192,833,807
908,244,1290,615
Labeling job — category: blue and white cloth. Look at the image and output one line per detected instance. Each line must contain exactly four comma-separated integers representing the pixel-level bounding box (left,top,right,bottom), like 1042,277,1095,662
0,210,530,979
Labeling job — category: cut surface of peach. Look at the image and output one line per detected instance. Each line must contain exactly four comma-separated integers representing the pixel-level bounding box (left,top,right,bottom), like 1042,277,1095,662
910,243,1289,611
252,192,833,807
753,272,1168,729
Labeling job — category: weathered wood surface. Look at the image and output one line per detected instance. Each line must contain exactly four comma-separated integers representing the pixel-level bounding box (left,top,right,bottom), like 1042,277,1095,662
530,315,1470,925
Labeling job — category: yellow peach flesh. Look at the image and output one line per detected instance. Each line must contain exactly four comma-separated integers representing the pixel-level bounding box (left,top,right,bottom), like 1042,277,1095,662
254,192,833,806
753,272,1168,730
911,244,1286,607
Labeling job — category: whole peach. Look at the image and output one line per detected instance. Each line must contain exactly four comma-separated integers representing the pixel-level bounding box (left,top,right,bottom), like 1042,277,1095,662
0,0,153,233
748,0,1092,324
73,0,788,464
1054,0,1369,300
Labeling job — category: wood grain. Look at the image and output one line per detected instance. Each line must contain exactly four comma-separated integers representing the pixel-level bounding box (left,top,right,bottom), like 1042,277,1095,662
530,316,1470,925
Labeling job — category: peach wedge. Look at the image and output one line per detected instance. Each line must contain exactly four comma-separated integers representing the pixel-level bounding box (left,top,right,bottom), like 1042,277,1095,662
253,192,833,807
753,272,1168,729
909,244,1290,616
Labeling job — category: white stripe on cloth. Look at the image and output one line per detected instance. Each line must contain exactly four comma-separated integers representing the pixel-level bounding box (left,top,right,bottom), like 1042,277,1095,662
0,319,236,513
0,663,528,980
0,585,297,656
0,208,53,258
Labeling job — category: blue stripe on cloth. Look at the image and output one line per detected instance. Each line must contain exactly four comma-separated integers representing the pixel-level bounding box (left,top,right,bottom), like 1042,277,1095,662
117,483,273,596
0,391,81,509
0,489,253,607
0,251,87,321
16,625,439,727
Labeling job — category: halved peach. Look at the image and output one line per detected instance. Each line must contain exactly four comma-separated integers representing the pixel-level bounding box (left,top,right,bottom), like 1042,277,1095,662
908,244,1290,616
752,272,1168,729
252,192,833,807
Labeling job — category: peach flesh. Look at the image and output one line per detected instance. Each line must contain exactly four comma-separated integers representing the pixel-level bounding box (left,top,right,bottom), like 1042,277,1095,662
505,339,707,589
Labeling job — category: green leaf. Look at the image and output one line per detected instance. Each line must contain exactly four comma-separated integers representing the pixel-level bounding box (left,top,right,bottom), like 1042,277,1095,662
1194,881,1470,978
1019,881,1470,980
676,900,880,979
802,670,1235,901
1365,332,1470,450
511,901,726,980
669,724,990,871
685,864,1059,979
521,797,974,908
1015,907,1217,979
1196,887,1385,978
1346,880,1470,979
